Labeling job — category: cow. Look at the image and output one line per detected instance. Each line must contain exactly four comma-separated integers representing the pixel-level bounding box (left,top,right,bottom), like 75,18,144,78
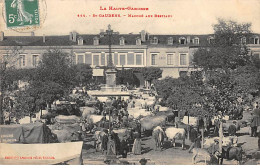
219,146,243,165
80,106,96,119
165,127,186,149
93,130,106,152
192,148,213,165
203,136,237,149
140,115,167,136
152,126,165,150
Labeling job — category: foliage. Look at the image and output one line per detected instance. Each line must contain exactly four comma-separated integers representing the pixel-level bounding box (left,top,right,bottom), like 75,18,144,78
116,68,140,88
34,48,75,88
141,67,162,83
71,63,93,87
193,18,252,70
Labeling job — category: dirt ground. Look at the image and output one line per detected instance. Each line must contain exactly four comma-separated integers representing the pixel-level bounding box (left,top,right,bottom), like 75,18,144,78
81,111,260,165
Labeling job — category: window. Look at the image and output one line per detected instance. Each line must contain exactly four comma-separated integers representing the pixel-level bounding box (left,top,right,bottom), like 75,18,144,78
127,53,134,65
120,37,125,45
208,36,214,44
151,54,157,65
179,37,186,44
168,37,173,45
241,37,246,44
114,53,118,65
180,53,188,66
150,37,158,44
193,38,199,45
93,37,99,45
136,54,143,65
19,55,25,67
93,54,99,66
254,37,259,44
32,55,39,67
78,37,83,45
85,53,92,65
167,54,174,65
77,54,84,64
119,54,126,65
136,38,141,45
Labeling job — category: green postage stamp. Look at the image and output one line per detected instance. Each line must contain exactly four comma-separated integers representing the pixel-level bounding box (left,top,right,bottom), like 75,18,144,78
5,0,40,28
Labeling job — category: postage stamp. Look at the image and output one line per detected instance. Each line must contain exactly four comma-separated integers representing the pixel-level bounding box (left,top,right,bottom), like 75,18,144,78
4,0,40,28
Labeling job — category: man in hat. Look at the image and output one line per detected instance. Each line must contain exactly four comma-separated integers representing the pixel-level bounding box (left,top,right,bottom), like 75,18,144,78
209,139,221,157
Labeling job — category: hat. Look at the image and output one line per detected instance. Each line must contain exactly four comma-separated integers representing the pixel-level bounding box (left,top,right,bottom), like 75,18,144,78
214,139,219,143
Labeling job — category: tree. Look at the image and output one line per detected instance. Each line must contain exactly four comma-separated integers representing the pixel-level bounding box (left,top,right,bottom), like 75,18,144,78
193,18,252,71
116,68,140,88
155,73,208,117
0,46,21,124
34,48,75,89
193,18,258,116
71,63,93,87
141,67,162,88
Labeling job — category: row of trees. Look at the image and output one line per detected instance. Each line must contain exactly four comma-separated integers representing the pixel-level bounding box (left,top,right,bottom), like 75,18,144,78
1,47,163,122
1,48,93,121
155,19,260,118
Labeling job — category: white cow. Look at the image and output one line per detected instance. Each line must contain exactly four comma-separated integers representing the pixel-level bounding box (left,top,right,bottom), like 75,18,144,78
87,115,104,124
80,106,96,119
165,127,186,149
203,136,236,148
192,148,212,165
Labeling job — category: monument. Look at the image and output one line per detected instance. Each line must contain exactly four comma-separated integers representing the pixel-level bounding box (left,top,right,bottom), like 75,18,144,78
101,24,118,92
88,25,130,100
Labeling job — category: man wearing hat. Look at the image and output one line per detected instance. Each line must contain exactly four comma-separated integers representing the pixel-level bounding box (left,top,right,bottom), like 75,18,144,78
209,139,221,157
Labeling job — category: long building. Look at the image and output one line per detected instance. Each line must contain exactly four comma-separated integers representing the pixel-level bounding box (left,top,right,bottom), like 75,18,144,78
0,28,260,79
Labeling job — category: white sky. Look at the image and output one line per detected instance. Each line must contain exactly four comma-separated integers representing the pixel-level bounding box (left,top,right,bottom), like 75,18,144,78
1,0,260,36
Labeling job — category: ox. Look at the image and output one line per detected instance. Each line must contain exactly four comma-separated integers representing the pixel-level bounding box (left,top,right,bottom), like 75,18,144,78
219,146,243,165
152,126,165,150
165,127,186,149
93,130,107,152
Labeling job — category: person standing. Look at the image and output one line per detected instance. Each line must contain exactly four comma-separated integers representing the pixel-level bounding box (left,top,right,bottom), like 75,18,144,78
251,111,260,137
188,127,198,153
102,130,109,155
132,132,141,155
120,137,128,158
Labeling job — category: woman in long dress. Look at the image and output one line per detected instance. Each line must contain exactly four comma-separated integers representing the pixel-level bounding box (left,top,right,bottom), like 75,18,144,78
132,132,141,155
11,0,33,25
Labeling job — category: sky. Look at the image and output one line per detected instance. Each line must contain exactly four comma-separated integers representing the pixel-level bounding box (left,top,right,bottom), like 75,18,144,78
1,0,260,36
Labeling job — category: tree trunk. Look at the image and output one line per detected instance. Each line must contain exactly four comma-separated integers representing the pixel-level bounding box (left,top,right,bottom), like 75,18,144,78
219,120,223,153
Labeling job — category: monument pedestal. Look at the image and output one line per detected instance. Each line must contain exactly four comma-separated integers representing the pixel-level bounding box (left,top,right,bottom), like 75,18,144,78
100,68,122,92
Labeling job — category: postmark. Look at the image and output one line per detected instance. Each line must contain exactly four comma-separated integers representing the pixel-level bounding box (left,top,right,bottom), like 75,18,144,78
2,0,47,32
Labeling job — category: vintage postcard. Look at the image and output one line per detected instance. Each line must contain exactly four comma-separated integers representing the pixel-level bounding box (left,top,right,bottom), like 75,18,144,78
0,0,260,165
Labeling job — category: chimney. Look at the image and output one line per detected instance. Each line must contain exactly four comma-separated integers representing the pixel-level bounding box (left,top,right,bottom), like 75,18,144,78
72,31,77,42
31,32,35,36
146,32,150,41
100,29,105,38
187,36,190,44
43,34,45,43
140,30,146,42
69,32,73,41
0,31,4,41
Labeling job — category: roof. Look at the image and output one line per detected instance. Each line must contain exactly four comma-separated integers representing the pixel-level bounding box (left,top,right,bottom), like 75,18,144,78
0,33,259,47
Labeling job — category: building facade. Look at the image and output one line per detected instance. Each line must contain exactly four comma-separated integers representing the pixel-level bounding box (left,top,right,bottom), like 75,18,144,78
0,29,260,79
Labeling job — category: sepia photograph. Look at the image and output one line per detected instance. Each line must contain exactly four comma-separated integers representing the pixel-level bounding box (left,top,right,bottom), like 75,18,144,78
0,0,260,165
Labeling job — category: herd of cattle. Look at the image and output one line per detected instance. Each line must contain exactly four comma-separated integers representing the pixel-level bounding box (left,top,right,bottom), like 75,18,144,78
7,90,246,165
